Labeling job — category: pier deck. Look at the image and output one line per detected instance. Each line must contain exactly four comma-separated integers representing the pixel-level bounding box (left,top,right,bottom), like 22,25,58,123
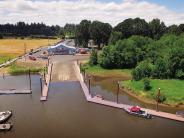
74,62,184,122
40,63,53,101
0,89,31,94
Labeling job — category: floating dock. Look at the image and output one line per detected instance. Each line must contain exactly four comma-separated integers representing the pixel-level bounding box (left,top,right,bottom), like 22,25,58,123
74,62,184,122
40,63,53,101
0,89,31,95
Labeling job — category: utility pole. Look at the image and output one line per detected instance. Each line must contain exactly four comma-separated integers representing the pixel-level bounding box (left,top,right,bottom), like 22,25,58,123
156,88,161,112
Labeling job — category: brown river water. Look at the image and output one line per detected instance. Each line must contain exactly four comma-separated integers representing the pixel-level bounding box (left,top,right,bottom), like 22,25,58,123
0,75,184,138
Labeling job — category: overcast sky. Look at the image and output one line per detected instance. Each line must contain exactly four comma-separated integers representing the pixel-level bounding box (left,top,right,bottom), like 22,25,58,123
0,0,184,26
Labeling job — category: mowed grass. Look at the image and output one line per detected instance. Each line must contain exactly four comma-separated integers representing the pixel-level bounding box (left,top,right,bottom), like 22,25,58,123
0,55,16,64
0,38,59,56
123,79,184,105
81,63,132,78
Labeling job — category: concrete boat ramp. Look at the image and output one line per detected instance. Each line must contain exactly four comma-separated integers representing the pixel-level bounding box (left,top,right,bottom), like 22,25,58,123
74,61,184,123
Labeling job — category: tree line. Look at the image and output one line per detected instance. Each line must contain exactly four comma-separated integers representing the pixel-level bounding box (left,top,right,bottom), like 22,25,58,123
75,18,184,49
90,34,184,80
0,22,61,38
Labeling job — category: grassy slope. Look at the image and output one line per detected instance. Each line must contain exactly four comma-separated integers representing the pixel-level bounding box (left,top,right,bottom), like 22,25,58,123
123,79,184,105
82,63,132,78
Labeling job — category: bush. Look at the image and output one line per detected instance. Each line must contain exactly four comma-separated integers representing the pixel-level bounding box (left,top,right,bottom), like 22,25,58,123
143,78,152,91
132,60,153,80
89,49,98,65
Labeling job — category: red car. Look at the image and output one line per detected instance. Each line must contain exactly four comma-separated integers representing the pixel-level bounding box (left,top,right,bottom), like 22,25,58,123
29,56,37,61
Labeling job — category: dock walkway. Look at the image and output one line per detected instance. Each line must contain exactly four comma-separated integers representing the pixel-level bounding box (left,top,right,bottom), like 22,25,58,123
40,62,53,101
0,89,31,95
74,62,184,122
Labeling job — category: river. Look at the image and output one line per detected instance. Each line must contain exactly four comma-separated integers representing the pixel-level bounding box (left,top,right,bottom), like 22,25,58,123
0,74,184,138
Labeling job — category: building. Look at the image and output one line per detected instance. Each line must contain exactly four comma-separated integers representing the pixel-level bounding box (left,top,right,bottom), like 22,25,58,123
47,42,76,55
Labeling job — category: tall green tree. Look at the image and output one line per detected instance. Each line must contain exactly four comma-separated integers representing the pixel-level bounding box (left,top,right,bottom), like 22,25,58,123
149,19,166,39
90,21,112,49
114,18,149,38
75,20,91,47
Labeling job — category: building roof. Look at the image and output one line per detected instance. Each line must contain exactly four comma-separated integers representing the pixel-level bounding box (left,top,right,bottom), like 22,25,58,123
48,42,76,50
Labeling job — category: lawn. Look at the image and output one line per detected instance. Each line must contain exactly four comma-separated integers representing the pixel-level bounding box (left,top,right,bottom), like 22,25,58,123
0,38,59,56
81,63,132,78
0,55,16,64
123,79,184,105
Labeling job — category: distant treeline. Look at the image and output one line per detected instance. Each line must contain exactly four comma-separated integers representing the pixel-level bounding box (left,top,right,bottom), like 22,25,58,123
0,22,61,38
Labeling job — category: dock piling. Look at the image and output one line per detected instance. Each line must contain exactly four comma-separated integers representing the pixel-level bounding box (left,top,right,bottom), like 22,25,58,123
28,69,32,92
40,77,42,94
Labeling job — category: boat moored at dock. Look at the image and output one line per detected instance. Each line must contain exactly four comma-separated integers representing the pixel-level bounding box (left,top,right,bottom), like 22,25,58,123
124,106,152,119
0,111,12,123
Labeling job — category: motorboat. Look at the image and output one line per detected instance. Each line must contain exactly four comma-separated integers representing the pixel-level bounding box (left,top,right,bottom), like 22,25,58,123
124,106,152,119
0,111,12,123
0,122,13,131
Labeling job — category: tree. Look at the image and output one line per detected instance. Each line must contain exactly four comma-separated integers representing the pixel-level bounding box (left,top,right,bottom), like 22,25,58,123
90,21,112,49
167,25,179,35
89,49,98,65
114,18,149,38
132,60,153,81
153,58,169,79
149,19,166,39
75,20,91,47
108,31,122,45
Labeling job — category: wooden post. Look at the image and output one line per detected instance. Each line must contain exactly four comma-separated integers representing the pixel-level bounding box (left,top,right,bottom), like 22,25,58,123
88,75,91,95
83,69,86,82
40,77,42,95
3,73,5,79
117,81,120,104
77,59,79,65
50,63,53,82
28,69,32,92
156,88,161,111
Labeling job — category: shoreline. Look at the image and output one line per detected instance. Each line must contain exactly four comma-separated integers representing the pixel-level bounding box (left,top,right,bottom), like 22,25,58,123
86,70,184,109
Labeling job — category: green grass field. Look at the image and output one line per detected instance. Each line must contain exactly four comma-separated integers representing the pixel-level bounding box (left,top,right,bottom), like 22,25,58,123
0,55,16,64
9,63,44,75
81,63,132,78
123,79,184,105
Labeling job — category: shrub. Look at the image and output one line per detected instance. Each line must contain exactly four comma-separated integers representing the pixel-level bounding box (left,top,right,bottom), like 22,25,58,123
143,78,152,91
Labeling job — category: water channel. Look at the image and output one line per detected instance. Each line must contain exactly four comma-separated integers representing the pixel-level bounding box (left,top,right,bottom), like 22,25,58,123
0,75,183,138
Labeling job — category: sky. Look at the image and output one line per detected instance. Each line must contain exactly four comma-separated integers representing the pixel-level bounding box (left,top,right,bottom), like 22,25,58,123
0,0,184,26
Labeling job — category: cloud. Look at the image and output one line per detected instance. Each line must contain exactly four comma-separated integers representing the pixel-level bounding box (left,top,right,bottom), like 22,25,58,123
0,0,184,26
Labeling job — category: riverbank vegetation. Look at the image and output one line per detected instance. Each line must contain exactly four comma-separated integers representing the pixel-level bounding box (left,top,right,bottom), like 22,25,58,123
123,79,184,106
9,63,44,75
81,63,131,78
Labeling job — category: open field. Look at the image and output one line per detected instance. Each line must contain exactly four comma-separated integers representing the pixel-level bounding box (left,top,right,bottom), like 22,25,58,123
0,38,59,57
123,79,184,106
81,63,132,78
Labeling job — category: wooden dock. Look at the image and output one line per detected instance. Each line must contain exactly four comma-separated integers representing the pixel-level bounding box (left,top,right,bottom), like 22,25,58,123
74,62,184,122
0,89,31,95
40,63,53,101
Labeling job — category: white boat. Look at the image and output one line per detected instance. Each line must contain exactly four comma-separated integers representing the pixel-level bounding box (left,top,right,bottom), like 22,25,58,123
0,111,12,123
0,123,13,131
